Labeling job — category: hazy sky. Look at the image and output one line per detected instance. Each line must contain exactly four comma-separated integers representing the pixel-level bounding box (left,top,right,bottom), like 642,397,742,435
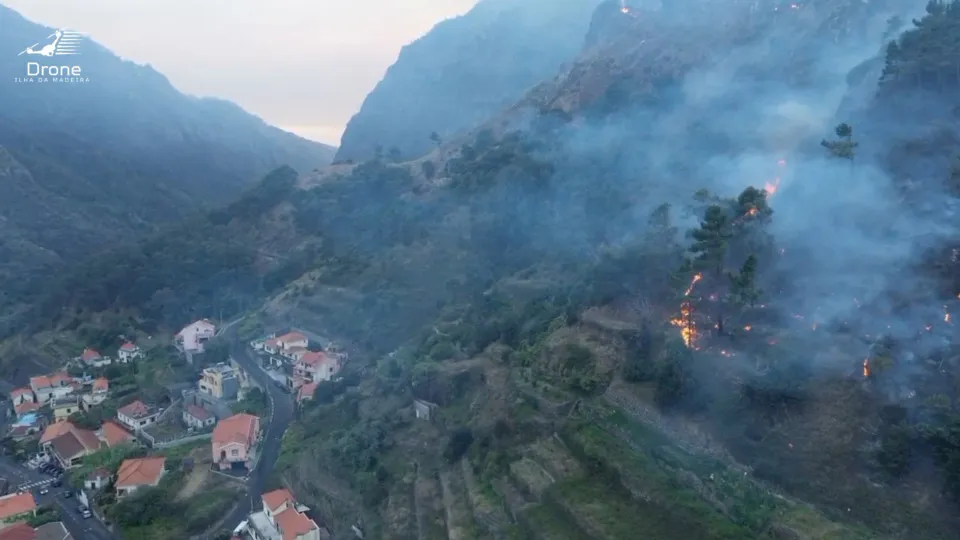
3,0,479,146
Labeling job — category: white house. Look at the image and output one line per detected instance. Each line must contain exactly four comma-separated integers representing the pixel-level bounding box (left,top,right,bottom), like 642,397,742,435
117,342,142,362
293,352,341,385
278,332,308,350
116,400,160,431
175,320,216,353
182,404,216,430
248,488,322,540
30,373,74,404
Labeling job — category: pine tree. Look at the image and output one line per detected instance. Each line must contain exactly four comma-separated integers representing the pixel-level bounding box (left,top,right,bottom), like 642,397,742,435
690,205,732,278
729,254,761,308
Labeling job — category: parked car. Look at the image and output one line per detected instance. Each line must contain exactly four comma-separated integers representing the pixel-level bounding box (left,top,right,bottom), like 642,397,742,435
62,490,72,498
76,504,87,514
81,509,92,519
51,479,62,488
38,487,49,495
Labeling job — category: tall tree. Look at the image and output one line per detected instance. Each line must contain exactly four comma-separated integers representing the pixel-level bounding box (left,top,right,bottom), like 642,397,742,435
821,123,858,161
728,254,761,308
690,205,732,279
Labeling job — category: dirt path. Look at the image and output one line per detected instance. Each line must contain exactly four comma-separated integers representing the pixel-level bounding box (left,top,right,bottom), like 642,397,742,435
176,463,210,500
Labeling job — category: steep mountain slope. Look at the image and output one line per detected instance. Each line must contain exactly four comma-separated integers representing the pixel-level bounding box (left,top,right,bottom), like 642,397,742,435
14,0,960,538
334,0,602,162
0,6,334,309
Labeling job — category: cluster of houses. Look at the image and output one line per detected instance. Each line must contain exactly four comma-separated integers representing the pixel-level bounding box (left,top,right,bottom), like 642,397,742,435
8,372,113,440
250,331,345,404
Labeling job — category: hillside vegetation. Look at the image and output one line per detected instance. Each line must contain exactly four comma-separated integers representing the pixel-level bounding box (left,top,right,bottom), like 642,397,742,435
11,1,960,538
0,5,334,319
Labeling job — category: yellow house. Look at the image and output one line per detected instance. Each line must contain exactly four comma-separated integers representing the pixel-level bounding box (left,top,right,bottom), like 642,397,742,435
53,396,80,423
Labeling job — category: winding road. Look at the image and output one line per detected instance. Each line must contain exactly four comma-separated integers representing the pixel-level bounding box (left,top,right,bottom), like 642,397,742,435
213,324,295,536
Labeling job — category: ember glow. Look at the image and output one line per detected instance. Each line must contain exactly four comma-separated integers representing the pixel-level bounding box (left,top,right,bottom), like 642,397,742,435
619,0,629,14
863,358,870,378
671,272,703,349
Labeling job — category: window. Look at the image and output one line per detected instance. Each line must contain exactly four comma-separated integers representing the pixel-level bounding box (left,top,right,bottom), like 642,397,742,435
139,420,147,426
231,449,239,456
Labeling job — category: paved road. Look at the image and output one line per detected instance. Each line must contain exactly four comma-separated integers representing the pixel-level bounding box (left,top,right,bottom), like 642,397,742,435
0,457,116,540
213,323,295,535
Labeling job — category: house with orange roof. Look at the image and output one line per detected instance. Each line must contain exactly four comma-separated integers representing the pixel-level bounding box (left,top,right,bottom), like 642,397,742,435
0,522,35,539
80,348,111,368
296,382,318,405
0,492,36,524
98,421,136,448
29,373,73,404
212,413,260,471
117,342,142,362
291,351,340,390
82,378,109,408
116,400,160,432
40,422,75,448
247,488,322,540
115,457,166,497
48,425,101,469
9,388,33,406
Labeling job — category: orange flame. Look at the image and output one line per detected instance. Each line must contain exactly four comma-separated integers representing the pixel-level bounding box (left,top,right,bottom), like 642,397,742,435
670,301,697,349
685,273,703,296
863,358,870,378
764,177,781,197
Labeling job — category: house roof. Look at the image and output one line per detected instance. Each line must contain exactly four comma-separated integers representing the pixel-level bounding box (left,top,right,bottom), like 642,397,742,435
285,347,307,356
116,457,166,488
0,492,36,521
40,422,75,445
92,378,109,392
0,522,35,540
297,382,318,403
49,373,72,387
34,522,72,540
29,376,51,390
119,342,138,351
117,400,152,419
14,402,41,417
179,319,215,336
275,507,318,540
81,348,101,361
100,421,135,447
264,338,279,348
276,332,307,344
185,404,212,421
10,388,32,399
49,429,100,460
261,488,295,511
298,351,329,367
212,413,259,447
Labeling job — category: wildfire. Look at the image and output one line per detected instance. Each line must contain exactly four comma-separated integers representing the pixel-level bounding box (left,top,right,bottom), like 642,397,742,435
863,358,870,378
684,273,703,296
743,325,752,331
619,0,629,14
672,273,703,349
671,302,697,348
764,177,781,197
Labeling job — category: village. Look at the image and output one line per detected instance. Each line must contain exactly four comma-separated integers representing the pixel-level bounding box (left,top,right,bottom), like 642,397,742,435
0,319,346,540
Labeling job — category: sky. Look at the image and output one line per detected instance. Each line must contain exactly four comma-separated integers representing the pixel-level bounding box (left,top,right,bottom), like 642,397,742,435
3,0,479,147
